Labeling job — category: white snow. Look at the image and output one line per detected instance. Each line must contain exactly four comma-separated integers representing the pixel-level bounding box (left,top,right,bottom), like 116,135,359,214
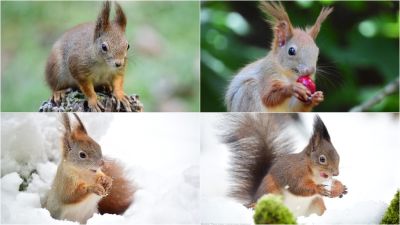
200,113,400,224
1,113,199,224
1,113,399,224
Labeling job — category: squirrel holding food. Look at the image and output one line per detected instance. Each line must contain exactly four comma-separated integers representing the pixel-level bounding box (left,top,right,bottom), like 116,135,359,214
225,2,333,112
43,113,135,223
222,114,347,216
45,1,131,112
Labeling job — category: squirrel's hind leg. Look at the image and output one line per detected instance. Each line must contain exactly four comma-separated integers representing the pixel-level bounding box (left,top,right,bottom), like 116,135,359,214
307,196,326,216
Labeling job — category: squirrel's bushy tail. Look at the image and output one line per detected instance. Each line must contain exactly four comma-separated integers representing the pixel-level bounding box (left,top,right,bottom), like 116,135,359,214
98,158,135,215
221,113,294,206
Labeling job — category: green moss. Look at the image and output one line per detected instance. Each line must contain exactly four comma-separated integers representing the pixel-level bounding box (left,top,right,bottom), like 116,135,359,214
381,190,399,224
253,194,296,224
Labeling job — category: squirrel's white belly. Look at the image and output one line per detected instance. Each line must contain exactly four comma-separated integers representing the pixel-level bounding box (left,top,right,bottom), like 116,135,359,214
60,193,102,224
282,190,318,217
265,97,302,112
90,64,117,85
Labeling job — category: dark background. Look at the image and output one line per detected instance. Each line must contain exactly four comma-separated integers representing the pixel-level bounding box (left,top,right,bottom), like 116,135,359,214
201,1,399,112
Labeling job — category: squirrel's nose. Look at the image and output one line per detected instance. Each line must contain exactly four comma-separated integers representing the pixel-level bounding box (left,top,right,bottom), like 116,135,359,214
298,64,315,75
99,159,104,167
305,67,315,75
333,171,339,176
115,62,122,68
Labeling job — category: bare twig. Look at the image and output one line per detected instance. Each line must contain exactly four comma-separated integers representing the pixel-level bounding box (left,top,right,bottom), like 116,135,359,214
350,78,399,112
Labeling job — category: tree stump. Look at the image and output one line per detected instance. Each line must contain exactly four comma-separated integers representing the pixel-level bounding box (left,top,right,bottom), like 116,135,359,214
39,89,144,112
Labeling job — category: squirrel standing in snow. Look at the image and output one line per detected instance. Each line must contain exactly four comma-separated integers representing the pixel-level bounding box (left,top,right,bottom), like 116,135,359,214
225,2,333,112
45,1,131,112
222,114,347,216
44,113,135,223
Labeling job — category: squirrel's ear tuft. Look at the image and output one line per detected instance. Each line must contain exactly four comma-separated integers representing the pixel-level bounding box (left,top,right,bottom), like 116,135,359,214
62,113,72,135
313,115,331,142
259,1,293,50
307,115,331,153
307,7,333,40
114,2,127,31
94,1,111,40
309,115,331,150
61,114,72,157
72,113,87,134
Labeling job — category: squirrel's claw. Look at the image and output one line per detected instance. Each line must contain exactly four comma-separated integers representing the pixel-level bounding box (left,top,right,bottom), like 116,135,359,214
310,91,324,106
114,94,132,112
88,184,107,196
88,100,105,112
316,184,331,197
96,175,113,195
51,90,68,106
293,83,311,102
342,185,348,195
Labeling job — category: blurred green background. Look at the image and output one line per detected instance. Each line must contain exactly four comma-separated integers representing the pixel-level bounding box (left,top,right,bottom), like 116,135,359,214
201,1,399,112
1,1,199,112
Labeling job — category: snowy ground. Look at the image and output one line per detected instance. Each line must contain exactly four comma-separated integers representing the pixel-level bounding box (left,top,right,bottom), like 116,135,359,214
1,113,399,224
1,113,199,224
201,113,400,224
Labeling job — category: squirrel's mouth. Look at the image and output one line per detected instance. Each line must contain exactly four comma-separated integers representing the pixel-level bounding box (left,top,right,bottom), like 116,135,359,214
320,172,329,179
90,167,100,173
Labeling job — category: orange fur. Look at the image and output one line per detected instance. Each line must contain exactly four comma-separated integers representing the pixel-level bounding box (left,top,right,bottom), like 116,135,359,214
261,79,292,107
98,159,135,215
309,196,326,216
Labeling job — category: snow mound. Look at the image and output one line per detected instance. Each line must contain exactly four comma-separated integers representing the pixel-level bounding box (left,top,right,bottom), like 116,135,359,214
1,113,199,224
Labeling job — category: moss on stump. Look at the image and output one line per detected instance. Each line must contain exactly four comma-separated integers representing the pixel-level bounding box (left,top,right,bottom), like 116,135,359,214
39,89,144,112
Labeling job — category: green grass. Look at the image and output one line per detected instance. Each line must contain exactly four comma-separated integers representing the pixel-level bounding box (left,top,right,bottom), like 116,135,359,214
1,1,200,112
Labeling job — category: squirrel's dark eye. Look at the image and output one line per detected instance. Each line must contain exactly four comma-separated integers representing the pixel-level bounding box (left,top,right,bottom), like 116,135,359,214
288,47,296,56
79,151,87,159
127,44,130,50
319,155,326,164
101,43,108,52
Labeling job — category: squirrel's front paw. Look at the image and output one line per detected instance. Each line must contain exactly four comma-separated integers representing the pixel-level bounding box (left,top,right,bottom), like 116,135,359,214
310,91,324,106
97,175,113,195
88,184,107,196
293,83,312,102
316,184,331,197
52,90,67,105
88,97,104,112
331,180,348,198
113,91,132,112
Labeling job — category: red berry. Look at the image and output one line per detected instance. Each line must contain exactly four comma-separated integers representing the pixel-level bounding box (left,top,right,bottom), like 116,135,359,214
297,75,316,94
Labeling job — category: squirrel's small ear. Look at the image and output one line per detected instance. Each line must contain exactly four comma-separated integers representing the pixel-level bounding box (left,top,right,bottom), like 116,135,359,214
72,113,87,134
308,7,333,40
114,2,127,31
259,1,293,49
94,1,111,40
274,20,292,48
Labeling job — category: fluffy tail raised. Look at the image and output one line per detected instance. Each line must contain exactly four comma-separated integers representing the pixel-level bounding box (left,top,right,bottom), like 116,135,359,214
221,113,294,206
98,158,136,215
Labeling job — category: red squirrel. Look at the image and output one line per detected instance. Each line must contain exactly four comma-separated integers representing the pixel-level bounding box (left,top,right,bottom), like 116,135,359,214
225,2,333,112
43,113,135,223
222,114,347,216
45,1,131,112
